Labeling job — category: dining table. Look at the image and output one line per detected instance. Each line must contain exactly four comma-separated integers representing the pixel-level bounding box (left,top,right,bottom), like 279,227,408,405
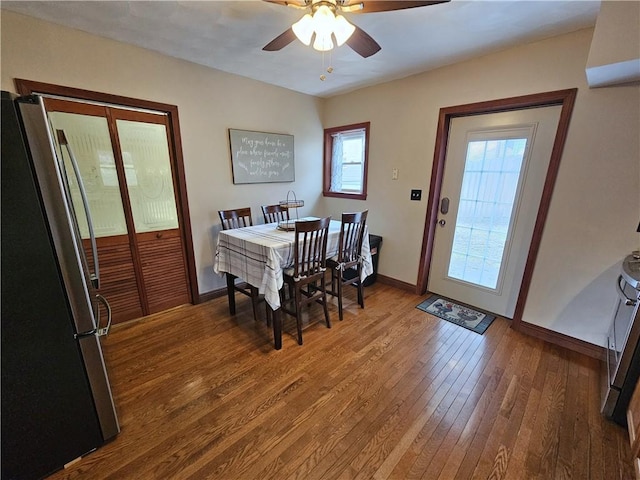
213,217,374,349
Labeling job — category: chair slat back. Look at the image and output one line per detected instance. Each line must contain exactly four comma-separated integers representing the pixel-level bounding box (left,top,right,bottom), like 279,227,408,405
218,207,253,230
338,210,368,265
293,217,331,279
261,204,289,224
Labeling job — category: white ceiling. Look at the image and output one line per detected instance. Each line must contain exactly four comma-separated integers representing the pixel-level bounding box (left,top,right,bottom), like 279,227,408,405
1,1,601,98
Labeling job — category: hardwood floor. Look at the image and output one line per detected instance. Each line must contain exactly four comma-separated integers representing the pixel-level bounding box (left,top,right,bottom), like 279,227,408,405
47,283,634,479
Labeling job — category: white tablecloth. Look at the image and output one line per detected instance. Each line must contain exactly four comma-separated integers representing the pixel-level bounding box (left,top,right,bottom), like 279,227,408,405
214,218,373,309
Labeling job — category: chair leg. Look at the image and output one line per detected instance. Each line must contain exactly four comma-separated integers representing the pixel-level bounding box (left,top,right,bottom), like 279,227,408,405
226,273,236,315
357,266,365,309
294,286,303,345
331,268,338,294
321,278,331,328
337,272,344,321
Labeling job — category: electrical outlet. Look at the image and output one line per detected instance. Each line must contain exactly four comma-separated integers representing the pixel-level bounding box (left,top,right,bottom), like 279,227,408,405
410,189,422,201
392,168,399,180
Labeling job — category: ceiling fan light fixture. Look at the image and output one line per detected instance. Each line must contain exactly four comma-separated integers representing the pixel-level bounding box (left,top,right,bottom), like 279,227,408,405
312,5,335,35
292,4,355,52
265,0,447,58
333,14,355,46
292,13,314,45
313,31,334,51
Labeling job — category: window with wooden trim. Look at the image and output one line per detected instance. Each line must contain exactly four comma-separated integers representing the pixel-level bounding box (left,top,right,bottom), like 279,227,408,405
323,122,369,200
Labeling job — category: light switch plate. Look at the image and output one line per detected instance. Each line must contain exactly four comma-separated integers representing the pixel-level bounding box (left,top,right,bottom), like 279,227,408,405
410,189,422,201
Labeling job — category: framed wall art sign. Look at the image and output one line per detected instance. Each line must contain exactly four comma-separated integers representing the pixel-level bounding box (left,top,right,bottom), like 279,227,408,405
228,128,295,184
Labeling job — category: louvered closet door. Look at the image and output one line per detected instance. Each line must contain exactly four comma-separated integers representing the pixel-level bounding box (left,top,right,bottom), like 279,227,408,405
112,110,190,314
45,98,191,322
47,100,144,322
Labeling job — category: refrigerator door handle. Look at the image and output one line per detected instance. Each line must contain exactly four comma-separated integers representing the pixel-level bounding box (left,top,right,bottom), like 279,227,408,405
56,129,100,290
617,275,637,306
74,294,112,338
95,294,113,337
74,328,97,339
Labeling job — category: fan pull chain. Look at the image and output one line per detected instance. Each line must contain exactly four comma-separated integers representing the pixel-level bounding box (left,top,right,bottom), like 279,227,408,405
320,51,325,81
319,50,334,81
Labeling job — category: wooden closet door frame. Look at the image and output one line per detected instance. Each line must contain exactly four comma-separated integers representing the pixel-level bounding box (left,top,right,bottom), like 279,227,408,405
16,78,200,305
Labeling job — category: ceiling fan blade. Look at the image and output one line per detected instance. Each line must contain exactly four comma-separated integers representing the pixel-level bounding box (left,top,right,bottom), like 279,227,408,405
346,26,381,58
262,0,308,8
263,28,297,51
344,0,450,14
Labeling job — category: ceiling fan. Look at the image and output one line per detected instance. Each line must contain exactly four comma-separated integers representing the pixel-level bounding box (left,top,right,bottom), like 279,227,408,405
262,0,450,58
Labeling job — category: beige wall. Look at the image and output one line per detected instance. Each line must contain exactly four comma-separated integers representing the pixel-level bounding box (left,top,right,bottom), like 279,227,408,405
587,0,640,67
321,28,640,346
1,10,324,294
586,0,640,87
3,10,639,346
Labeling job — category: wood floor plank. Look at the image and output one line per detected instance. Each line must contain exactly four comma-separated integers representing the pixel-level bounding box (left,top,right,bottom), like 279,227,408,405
468,341,536,480
569,355,592,479
553,349,581,479
540,348,570,479
351,330,485,480
498,340,545,480
42,283,634,480
417,324,516,480
522,359,560,478
395,322,512,479
263,320,445,477
588,356,607,480
376,337,487,479
299,323,473,480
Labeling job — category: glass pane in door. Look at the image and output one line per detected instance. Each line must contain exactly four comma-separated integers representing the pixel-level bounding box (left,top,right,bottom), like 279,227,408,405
48,112,128,238
447,137,528,289
116,120,179,233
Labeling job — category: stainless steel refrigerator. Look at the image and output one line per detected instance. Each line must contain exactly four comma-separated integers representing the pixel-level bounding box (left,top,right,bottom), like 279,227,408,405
1,91,119,479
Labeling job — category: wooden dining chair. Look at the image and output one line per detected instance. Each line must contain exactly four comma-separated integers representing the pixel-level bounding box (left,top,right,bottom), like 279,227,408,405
218,207,261,321
261,204,289,224
326,210,368,321
279,217,332,345
218,207,253,230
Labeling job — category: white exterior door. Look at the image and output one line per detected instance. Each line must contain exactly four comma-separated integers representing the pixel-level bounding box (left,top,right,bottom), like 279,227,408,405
428,105,561,318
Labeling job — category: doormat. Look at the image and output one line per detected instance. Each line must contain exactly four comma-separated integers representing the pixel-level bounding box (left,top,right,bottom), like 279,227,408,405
416,295,496,335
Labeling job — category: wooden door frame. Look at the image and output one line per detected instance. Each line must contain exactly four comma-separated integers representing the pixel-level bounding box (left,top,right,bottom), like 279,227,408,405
15,78,200,305
417,89,577,330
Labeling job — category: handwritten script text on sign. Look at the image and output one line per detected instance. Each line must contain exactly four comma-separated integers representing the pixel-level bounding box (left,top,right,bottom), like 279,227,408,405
229,129,294,184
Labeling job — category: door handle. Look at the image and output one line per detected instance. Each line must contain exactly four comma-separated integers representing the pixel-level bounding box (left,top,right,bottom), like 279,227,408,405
440,197,449,215
57,129,100,289
95,294,113,336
